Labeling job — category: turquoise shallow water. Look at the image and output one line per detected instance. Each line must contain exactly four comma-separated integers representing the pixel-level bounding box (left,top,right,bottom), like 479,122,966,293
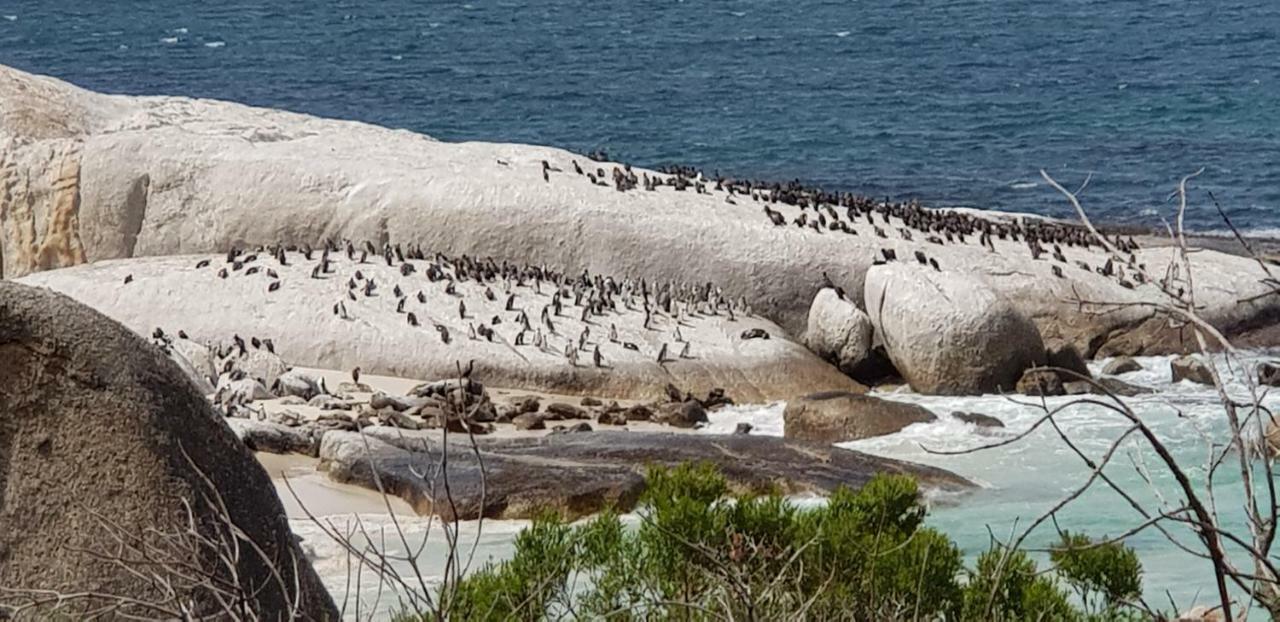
3,0,1279,232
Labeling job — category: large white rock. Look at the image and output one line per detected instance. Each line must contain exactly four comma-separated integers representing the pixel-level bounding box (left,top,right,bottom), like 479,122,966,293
2,65,1277,356
20,253,865,402
803,288,875,376
865,262,1047,395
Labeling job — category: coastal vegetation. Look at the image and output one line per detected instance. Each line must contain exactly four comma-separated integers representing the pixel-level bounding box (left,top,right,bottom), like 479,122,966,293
407,464,1145,621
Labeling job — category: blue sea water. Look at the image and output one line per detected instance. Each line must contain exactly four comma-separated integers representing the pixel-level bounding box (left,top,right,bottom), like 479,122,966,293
2,0,1278,233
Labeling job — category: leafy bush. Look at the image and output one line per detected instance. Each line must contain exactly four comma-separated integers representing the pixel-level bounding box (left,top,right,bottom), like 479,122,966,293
427,464,1146,621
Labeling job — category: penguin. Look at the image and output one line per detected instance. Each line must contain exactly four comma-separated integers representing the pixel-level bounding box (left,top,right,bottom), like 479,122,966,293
1052,265,1064,279
218,268,229,279
246,266,260,276
263,338,275,354
417,291,427,304
251,337,261,349
505,293,516,311
459,299,467,319
657,343,669,364
915,250,928,266
352,367,361,385
609,323,618,342
821,271,846,300
267,281,281,293
436,324,451,344
929,258,940,272
679,341,691,359
397,298,406,313
593,344,603,368
195,259,211,269
177,330,189,340
123,274,134,285
623,342,640,351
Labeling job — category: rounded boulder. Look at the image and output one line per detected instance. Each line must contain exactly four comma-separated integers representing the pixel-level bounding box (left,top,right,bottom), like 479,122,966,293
864,263,1046,395
0,282,336,619
803,288,876,377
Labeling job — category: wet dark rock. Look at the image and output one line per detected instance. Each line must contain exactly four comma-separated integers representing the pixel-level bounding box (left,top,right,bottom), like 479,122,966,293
1016,368,1065,397
1258,361,1280,387
318,428,974,521
784,391,935,443
952,412,1004,429
1103,357,1143,375
546,402,588,420
512,413,547,431
656,400,708,428
1171,355,1214,385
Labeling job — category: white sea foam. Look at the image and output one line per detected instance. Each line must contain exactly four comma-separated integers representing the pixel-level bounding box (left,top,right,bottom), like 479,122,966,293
160,36,179,44
205,41,226,48
835,30,851,37
2,15,16,21
1008,181,1038,189
173,27,189,34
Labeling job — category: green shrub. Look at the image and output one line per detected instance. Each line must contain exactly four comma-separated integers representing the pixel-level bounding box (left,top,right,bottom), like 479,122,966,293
428,464,1147,621
1051,531,1143,617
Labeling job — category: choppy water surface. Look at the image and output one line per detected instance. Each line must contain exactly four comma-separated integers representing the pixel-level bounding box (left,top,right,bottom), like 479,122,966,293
4,1,1279,231
292,353,1280,618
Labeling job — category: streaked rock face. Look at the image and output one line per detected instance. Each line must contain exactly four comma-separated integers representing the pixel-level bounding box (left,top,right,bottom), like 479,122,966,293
3,63,1277,360
21,252,867,402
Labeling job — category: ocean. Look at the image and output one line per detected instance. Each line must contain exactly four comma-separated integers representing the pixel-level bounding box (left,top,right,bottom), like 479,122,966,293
3,0,1278,233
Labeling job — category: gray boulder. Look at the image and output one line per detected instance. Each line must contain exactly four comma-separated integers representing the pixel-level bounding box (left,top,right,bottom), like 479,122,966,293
1171,355,1215,385
1103,357,1143,375
1046,343,1092,381
225,348,288,387
784,391,936,443
545,402,588,420
1063,377,1156,397
953,412,1004,428
804,288,875,377
865,263,1046,395
226,418,321,456
317,427,973,521
513,413,547,431
0,282,335,618
1016,368,1065,397
656,400,709,429
1257,361,1280,387
274,367,326,400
